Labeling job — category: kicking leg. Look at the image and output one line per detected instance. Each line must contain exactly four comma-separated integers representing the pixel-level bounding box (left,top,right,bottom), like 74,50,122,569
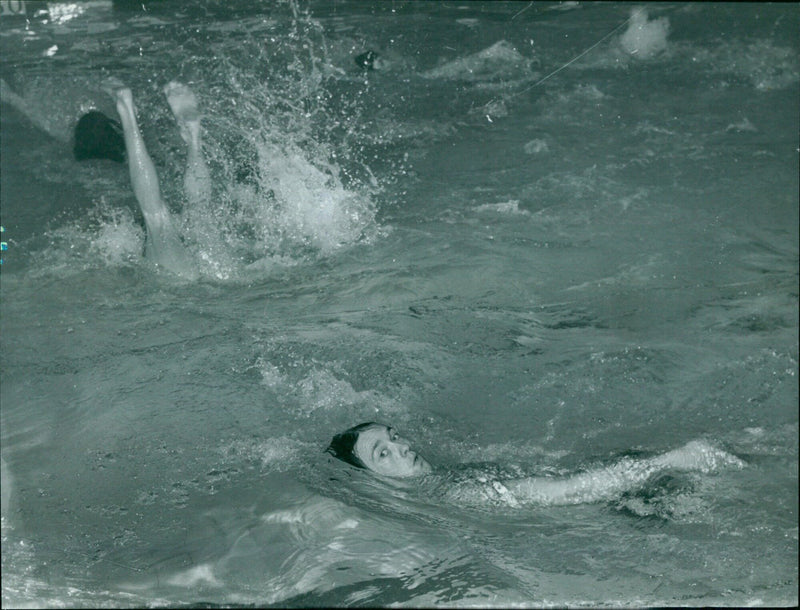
164,80,238,279
164,81,211,207
104,78,196,278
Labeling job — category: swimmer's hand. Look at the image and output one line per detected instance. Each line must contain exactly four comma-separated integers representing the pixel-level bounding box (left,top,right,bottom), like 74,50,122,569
655,440,745,473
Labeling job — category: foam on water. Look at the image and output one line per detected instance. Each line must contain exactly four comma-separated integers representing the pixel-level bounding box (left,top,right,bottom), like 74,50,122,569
474,200,531,216
698,38,800,91
578,16,798,92
247,140,378,254
218,436,308,473
169,29,382,278
619,7,670,60
422,40,534,82
87,204,144,267
27,199,144,276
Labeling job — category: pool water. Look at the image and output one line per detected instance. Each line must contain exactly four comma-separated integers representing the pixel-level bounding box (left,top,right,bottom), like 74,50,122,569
1,1,797,607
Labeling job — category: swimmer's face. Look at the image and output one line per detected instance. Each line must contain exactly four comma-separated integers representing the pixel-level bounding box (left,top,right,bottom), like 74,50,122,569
354,425,432,478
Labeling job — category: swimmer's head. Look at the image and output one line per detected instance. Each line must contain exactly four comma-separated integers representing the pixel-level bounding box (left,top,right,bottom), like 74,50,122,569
74,110,125,163
327,422,432,478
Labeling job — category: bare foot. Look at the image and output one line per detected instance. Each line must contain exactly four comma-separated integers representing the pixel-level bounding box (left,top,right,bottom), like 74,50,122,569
163,81,201,144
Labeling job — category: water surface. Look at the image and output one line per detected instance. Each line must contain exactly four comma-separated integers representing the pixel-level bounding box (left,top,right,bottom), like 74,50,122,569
1,1,797,607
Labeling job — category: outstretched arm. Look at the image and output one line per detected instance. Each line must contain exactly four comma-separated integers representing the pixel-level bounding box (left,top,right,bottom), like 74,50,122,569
505,440,744,506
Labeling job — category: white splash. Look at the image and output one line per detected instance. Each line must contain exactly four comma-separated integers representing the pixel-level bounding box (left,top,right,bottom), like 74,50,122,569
620,7,670,60
524,139,549,155
474,200,530,216
423,40,530,81
167,563,222,587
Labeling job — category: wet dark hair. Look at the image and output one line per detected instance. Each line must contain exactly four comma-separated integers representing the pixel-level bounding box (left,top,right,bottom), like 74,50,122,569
74,110,125,163
326,422,383,470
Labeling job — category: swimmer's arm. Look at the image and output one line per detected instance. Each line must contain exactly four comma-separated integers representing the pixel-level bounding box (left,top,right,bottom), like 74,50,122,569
504,457,661,506
504,440,744,506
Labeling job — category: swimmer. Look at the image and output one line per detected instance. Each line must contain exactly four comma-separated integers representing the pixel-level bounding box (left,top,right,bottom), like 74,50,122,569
327,422,745,506
103,78,206,278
